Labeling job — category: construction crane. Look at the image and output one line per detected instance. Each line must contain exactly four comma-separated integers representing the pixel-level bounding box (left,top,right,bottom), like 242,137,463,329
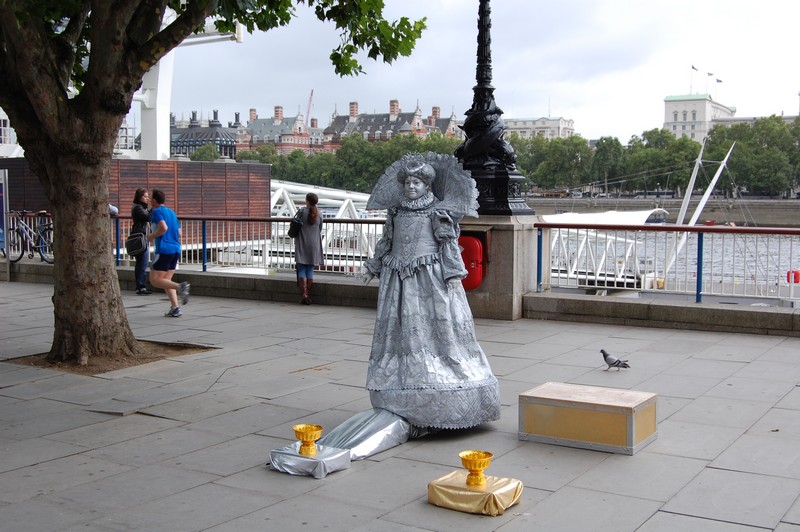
305,89,314,129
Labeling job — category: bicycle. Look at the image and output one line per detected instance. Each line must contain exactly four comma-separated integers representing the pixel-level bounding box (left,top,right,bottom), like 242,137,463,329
6,210,55,263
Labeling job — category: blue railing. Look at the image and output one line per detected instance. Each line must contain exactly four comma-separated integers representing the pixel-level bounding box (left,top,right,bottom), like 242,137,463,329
536,221,800,303
110,214,386,275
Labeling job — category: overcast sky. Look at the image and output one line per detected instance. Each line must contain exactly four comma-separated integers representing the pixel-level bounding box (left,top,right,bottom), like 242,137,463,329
166,0,800,142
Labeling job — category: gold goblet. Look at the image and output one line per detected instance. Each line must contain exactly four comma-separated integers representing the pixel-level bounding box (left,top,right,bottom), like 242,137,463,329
293,423,323,456
459,450,493,486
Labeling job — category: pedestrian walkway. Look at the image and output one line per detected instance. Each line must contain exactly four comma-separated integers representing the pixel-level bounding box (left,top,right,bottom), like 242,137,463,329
2,281,800,531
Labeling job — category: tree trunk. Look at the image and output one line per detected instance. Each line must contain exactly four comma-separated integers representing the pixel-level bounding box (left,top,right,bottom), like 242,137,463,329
35,150,139,365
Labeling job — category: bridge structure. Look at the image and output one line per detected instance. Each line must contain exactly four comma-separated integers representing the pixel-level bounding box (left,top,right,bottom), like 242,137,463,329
269,179,372,219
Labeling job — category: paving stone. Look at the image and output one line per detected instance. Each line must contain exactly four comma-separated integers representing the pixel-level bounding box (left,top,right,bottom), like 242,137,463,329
0,454,131,503
0,437,85,473
202,491,384,532
85,482,272,531
0,408,114,440
480,440,609,492
646,419,746,460
669,396,773,428
0,495,100,532
84,426,234,467
166,434,274,477
637,511,766,531
0,365,64,389
712,433,800,479
46,412,184,448
705,376,796,404
139,390,264,422
493,486,661,532
569,452,708,502
47,463,218,513
183,402,310,437
663,468,800,529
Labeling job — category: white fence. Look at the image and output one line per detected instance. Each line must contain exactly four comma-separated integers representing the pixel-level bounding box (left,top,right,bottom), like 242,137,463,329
538,222,800,303
110,215,386,276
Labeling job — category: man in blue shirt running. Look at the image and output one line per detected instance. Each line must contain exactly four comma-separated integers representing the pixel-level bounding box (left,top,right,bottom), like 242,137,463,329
146,189,189,317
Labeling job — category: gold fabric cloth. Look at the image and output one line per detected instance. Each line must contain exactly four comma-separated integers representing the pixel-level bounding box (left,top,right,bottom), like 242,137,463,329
427,471,523,516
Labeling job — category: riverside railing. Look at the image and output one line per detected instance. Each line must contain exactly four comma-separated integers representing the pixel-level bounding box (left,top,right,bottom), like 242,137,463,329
12,213,800,305
110,214,386,275
536,222,800,304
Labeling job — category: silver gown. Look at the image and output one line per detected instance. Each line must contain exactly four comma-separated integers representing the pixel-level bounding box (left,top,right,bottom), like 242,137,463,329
363,193,500,429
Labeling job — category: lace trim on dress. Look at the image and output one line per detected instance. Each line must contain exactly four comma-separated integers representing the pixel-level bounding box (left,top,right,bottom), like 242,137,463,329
381,253,440,280
369,383,501,429
399,192,435,210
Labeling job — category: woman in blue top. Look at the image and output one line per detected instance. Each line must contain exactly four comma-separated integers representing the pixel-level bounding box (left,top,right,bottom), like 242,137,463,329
146,189,189,317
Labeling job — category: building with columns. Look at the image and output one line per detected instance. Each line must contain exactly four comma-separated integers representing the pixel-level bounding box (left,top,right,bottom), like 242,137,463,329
663,94,736,141
503,117,575,139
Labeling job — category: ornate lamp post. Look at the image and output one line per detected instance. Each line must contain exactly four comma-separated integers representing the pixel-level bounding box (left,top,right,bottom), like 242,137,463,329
454,0,534,215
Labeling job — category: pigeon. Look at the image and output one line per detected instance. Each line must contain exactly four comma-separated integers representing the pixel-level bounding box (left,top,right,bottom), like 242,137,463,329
601,349,630,371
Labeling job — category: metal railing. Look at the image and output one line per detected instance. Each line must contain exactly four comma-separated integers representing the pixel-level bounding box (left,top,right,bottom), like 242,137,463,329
10,212,800,305
110,215,386,275
536,222,800,303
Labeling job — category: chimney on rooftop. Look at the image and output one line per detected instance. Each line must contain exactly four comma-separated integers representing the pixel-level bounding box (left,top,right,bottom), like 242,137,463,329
349,101,359,118
274,106,284,122
249,108,257,123
310,118,318,128
209,110,221,127
390,99,400,116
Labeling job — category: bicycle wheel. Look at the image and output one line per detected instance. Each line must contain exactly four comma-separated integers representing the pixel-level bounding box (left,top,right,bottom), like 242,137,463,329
36,226,55,263
8,228,25,262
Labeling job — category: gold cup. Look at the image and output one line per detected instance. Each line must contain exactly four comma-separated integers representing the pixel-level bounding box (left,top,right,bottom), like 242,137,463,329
293,423,323,456
459,450,493,486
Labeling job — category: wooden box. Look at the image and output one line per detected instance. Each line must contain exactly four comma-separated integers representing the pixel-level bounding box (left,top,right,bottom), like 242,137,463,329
518,382,657,455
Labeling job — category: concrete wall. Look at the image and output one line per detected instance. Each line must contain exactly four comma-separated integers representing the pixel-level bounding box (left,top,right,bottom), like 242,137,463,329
523,291,800,338
7,261,800,338
2,261,379,309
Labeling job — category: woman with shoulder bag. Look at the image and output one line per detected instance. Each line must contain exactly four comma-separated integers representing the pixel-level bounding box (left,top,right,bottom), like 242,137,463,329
131,188,152,294
294,192,324,304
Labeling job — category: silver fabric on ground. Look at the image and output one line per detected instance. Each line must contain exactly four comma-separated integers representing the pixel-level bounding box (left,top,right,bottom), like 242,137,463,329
317,408,427,460
268,442,350,479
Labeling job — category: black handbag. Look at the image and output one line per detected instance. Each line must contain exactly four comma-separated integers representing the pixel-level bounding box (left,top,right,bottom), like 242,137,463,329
125,232,147,256
287,211,303,238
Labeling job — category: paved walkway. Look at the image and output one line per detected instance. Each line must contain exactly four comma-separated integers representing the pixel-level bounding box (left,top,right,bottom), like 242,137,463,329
2,281,800,531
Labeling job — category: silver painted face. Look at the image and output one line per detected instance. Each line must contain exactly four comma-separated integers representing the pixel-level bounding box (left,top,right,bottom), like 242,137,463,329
404,176,428,200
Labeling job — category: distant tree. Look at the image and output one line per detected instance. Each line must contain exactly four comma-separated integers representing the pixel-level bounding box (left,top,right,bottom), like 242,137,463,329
328,135,384,192
189,143,220,162
237,143,279,165
265,133,459,192
419,132,460,155
0,1,425,365
624,129,677,194
507,133,538,189
306,151,338,188
534,136,592,190
662,136,701,195
706,117,795,196
790,117,800,190
590,136,625,195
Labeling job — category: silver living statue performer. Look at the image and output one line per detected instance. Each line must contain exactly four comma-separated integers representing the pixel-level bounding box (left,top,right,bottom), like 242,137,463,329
362,152,500,429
